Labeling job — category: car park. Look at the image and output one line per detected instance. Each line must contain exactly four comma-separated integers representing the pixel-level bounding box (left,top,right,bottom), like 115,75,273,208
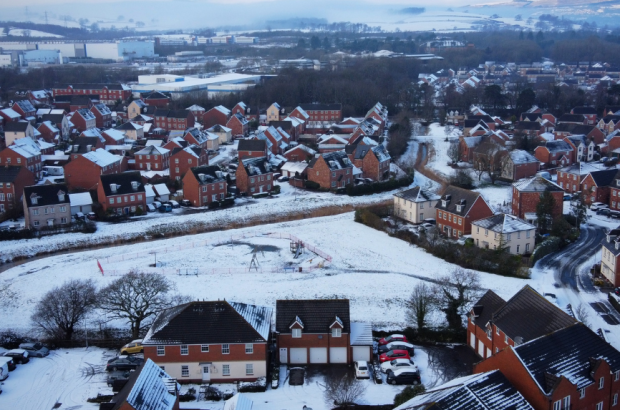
18,342,49,357
158,203,172,213
386,368,421,385
377,342,415,356
120,340,143,355
378,334,409,346
3,349,29,364
0,356,16,371
169,200,180,209
380,358,417,373
379,349,411,363
107,370,133,387
354,360,370,379
106,355,144,372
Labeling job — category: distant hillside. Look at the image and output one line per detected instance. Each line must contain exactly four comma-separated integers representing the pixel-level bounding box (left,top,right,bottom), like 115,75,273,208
400,7,426,14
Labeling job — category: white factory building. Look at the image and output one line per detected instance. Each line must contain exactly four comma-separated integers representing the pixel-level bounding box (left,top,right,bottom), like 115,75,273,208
0,40,154,62
130,73,265,99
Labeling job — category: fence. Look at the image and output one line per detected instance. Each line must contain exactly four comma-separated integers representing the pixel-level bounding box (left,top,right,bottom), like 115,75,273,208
99,232,332,276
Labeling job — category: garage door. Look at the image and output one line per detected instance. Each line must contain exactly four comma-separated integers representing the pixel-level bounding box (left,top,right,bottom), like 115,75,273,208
310,348,327,363
330,347,347,363
352,346,370,362
290,348,307,364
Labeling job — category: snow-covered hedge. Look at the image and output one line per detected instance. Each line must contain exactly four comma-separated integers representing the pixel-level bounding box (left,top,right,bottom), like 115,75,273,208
239,376,267,393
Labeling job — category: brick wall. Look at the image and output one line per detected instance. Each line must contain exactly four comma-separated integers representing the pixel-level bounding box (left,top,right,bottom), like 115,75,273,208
135,152,170,172
513,162,540,181
226,116,247,137
557,171,582,193
170,152,208,181
513,189,563,220
65,156,120,191
203,110,229,129
278,333,350,363
308,157,352,190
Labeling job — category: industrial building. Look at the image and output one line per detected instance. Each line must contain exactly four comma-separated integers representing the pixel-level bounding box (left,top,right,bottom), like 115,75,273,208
130,73,265,99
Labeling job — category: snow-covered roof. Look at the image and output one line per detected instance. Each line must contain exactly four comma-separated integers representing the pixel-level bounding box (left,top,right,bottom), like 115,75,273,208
513,176,563,192
9,137,40,158
213,105,231,115
68,192,93,207
394,186,441,203
135,145,170,156
281,161,308,175
509,150,538,165
145,140,163,147
284,144,316,156
224,393,253,410
102,129,126,143
472,213,536,234
144,184,156,198
39,121,59,133
124,359,179,410
186,104,205,111
0,108,21,119
229,302,273,342
82,148,121,168
153,183,171,196
350,322,373,346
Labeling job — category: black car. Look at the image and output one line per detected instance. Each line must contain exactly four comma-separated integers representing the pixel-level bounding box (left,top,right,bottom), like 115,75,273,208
386,368,421,385
377,342,415,356
180,199,192,207
3,349,30,364
106,356,144,372
597,208,611,216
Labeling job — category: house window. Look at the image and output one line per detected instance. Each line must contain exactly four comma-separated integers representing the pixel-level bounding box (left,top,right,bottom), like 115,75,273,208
292,328,302,338
250,178,255,183
181,365,189,377
496,327,500,335
33,209,39,215
600,377,605,389
61,218,67,224
222,344,230,354
614,394,618,406
181,345,188,355
526,231,531,239
563,396,570,410
579,388,585,399
517,245,520,253
504,334,508,344
223,364,230,376
597,402,604,410
60,206,66,212
33,220,39,226
201,345,209,352
110,198,115,204
553,400,561,410
246,363,253,375
130,195,135,201
157,346,165,356
332,328,342,337
245,344,253,354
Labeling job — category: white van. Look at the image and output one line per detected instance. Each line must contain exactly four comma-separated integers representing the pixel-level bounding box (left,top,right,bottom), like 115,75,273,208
0,359,8,381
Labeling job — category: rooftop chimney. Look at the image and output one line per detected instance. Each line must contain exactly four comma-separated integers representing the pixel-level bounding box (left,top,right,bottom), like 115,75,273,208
110,184,117,193
131,181,139,190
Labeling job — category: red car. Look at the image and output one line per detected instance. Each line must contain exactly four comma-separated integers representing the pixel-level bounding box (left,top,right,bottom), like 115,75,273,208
379,350,411,363
378,334,409,346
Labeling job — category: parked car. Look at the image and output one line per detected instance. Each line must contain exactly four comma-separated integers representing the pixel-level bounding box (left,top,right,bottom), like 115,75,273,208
87,212,97,221
597,208,611,216
146,203,156,212
378,334,409,346
120,340,143,355
3,349,29,364
563,195,571,201
180,199,192,207
378,342,415,356
591,202,607,211
0,359,9,381
379,350,411,363
354,360,370,379
423,218,436,225
380,358,417,374
611,210,620,219
169,200,180,209
386,368,421,385
18,342,49,357
0,356,16,371
152,201,162,209
277,176,289,182
158,203,172,213
106,356,144,372
107,370,133,387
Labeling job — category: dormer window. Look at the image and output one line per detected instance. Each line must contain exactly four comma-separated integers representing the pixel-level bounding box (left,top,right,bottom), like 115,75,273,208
292,328,302,338
58,192,65,202
31,196,38,205
456,205,462,212
442,200,447,207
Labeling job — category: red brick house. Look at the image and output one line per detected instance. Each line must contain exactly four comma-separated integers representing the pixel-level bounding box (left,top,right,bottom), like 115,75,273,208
68,136,105,160
0,108,22,124
459,136,484,163
512,176,564,223
202,105,231,129
231,101,250,116
534,140,574,168
467,285,576,360
65,149,122,190
475,323,620,410
262,126,288,154
226,113,249,137
284,144,316,162
276,299,353,364
70,108,97,132
500,150,540,181
288,106,310,124
141,91,170,108
0,138,42,179
101,129,126,146
0,166,35,218
102,359,180,410
51,83,131,104
97,171,146,214
42,113,70,140
346,144,391,181
307,151,355,190
170,146,208,181
182,128,209,150
298,103,343,123
37,121,60,143
12,100,36,120
90,103,112,128
556,163,606,194
236,157,274,195
237,139,268,160
182,165,227,206
142,300,272,383
134,145,170,172
571,106,598,125
435,185,494,238
154,110,195,131
581,169,620,206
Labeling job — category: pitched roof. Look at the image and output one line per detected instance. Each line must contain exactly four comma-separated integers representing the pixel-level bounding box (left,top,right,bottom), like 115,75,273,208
116,122,142,131
143,301,272,345
558,113,585,123
589,169,620,187
70,137,100,154
513,176,563,192
41,113,65,124
435,185,486,216
0,108,21,119
299,103,342,111
572,106,597,115
14,99,35,113
471,290,506,330
276,299,350,334
75,108,95,120
241,156,272,175
100,172,144,196
189,165,226,184
68,192,93,207
0,166,28,183
308,150,353,171
23,183,69,207
472,214,536,234
135,145,170,156
238,139,266,152
4,121,30,132
394,370,533,410
82,148,121,168
508,149,538,165
142,91,170,100
515,323,620,393
394,186,441,202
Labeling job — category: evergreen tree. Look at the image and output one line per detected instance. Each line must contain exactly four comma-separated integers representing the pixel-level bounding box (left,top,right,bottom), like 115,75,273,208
536,190,557,234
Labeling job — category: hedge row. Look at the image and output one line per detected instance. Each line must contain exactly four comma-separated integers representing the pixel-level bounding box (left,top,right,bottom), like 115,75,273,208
346,175,414,196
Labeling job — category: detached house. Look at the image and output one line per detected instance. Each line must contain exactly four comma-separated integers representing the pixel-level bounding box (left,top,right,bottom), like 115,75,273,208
393,186,441,224
471,214,536,255
284,144,316,162
307,151,356,190
97,172,146,214
37,121,60,143
154,109,195,131
226,113,249,138
42,113,70,140
347,144,391,181
4,121,35,146
435,185,494,238
182,165,227,206
512,176,564,223
534,140,573,168
236,157,274,195
570,106,598,125
12,100,36,120
276,299,351,364
602,227,620,286
170,146,208,181
90,103,113,128
71,108,97,132
143,300,272,383
207,124,233,145
581,169,620,206
0,137,42,179
134,145,170,172
203,105,231,129
238,139,268,160
115,122,144,141
500,150,540,181
64,149,122,190
23,183,71,229
475,323,620,410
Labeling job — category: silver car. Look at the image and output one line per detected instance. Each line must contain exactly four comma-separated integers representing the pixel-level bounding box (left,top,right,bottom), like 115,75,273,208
18,342,49,358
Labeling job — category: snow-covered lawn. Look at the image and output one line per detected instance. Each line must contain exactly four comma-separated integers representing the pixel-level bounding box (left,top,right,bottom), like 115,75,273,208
416,123,460,179
0,347,112,410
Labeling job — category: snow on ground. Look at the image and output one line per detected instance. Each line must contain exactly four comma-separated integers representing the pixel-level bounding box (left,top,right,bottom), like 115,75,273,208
6,28,64,38
0,212,529,334
416,123,460,179
0,347,111,410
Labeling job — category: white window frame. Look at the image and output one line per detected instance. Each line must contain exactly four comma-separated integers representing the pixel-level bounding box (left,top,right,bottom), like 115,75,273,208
181,365,189,377
332,328,342,338
292,328,302,338
157,346,165,356
246,363,253,375
201,345,209,353
180,345,188,355
600,377,605,389
222,344,230,354
223,364,230,376
245,344,253,354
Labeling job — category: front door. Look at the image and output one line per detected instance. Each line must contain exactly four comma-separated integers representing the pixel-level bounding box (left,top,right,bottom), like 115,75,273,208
146,163,151,171
124,207,129,215
259,185,264,193
279,348,287,364
202,365,210,382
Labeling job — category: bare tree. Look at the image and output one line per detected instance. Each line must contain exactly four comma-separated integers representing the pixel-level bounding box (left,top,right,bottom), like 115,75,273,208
447,141,462,165
322,370,365,406
433,269,483,329
406,283,435,330
574,304,591,328
472,152,489,181
31,279,98,341
98,270,185,339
